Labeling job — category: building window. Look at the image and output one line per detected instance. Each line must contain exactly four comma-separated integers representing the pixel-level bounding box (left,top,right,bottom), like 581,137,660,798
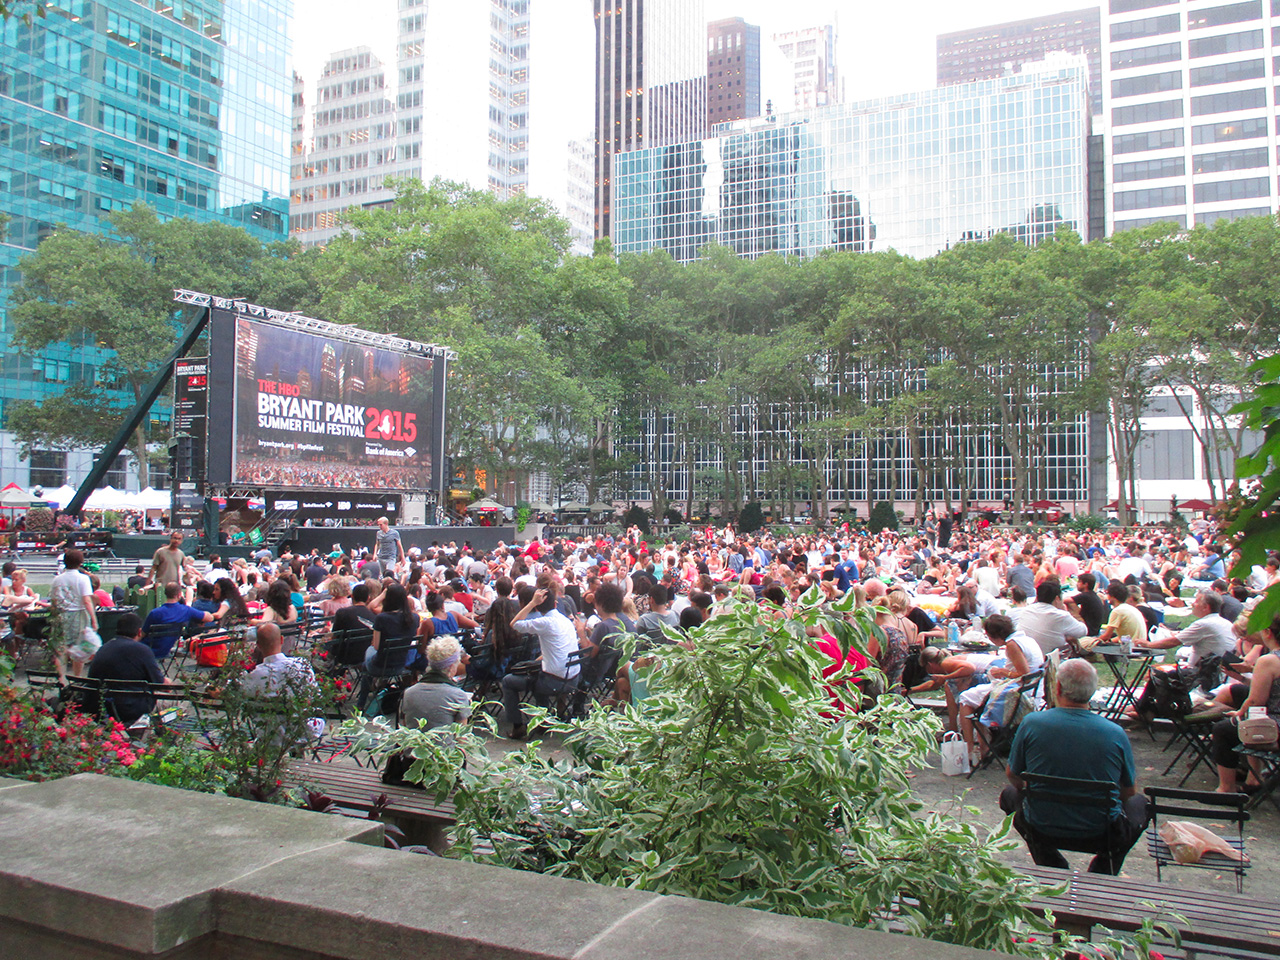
29,450,67,489
1112,98,1183,125
1189,59,1265,87
1192,175,1269,202
1113,127,1184,154
1110,13,1179,42
1188,28,1263,57
1187,1,1262,30
1137,430,1196,480
1192,145,1268,173
103,454,128,489
1142,394,1191,417
1195,205,1270,224
1115,214,1188,231
1114,156,1185,182
1110,0,1176,12
148,461,170,491
1111,70,1181,98
1110,41,1181,70
1114,184,1186,210
1190,88,1266,116
1192,116,1268,144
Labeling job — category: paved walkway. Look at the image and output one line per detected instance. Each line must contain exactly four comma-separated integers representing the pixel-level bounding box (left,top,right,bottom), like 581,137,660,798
512,712,1277,898
909,720,1278,896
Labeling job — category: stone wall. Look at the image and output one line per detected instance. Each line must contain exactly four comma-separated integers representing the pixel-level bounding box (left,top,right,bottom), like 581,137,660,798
0,775,1008,959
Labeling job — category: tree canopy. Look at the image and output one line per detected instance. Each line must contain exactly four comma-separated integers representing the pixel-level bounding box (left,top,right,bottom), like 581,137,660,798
11,182,1280,513
8,205,312,485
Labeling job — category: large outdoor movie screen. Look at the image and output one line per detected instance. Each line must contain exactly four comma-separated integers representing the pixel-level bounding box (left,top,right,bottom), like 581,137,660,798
231,319,434,490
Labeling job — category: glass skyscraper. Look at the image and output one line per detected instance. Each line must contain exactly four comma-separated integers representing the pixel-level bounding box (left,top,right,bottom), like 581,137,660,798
594,0,707,239
609,58,1097,513
612,58,1092,262
0,0,291,489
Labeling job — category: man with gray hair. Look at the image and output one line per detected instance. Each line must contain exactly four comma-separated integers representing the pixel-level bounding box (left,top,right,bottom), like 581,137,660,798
1134,589,1235,668
999,658,1150,874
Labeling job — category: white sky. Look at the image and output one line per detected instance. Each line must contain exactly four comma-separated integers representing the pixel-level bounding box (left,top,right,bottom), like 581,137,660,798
291,0,1089,210
293,0,1088,102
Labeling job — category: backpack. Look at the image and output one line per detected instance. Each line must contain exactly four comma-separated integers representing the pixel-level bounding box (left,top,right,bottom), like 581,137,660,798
900,644,927,692
1137,667,1193,719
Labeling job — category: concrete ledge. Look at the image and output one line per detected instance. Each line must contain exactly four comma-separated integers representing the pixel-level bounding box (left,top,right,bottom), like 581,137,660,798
0,775,1010,959
0,775,381,954
218,841,662,960
219,842,1007,960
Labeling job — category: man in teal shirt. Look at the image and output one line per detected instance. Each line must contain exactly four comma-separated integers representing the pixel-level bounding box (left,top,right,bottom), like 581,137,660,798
1000,658,1150,874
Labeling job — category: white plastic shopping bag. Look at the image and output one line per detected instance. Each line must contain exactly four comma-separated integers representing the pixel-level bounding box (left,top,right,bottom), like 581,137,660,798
940,731,970,776
68,627,102,663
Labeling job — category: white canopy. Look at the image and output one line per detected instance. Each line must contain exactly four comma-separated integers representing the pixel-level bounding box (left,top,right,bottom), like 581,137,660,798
84,486,133,511
39,484,77,509
134,487,171,511
0,485,45,508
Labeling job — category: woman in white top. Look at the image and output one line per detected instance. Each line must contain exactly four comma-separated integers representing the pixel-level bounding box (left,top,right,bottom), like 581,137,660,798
3,568,44,611
973,559,1001,598
958,614,1045,764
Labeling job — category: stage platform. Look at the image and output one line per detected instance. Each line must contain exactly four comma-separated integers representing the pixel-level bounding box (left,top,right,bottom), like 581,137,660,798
284,525,520,556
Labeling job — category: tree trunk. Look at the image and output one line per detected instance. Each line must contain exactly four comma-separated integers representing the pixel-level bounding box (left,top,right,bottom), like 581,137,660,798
683,432,694,522
940,422,955,514
133,429,150,491
887,434,900,511
786,459,796,520
909,417,926,523
841,436,851,514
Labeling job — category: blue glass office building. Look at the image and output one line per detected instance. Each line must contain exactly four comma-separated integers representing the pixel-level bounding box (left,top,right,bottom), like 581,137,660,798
0,0,291,489
612,58,1092,262
609,58,1102,513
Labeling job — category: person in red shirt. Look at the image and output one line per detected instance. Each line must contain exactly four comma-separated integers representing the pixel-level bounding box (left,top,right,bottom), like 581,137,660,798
442,581,474,614
814,629,870,717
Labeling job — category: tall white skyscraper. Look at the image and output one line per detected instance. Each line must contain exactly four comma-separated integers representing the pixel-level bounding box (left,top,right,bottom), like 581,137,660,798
290,48,399,246
1103,0,1279,232
290,1,592,248
394,0,531,198
565,138,596,254
594,0,708,239
772,24,842,112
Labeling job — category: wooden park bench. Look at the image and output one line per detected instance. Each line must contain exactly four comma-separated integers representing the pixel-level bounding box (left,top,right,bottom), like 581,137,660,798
281,757,456,850
1024,864,1280,959
24,669,192,730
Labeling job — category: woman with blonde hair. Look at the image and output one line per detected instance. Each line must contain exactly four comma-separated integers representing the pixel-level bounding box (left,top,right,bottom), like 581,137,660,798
867,596,911,695
2,568,43,612
320,576,351,617
885,588,921,647
2,567,45,654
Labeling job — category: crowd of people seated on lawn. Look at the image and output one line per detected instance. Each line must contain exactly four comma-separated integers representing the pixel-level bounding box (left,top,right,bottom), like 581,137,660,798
18,507,1279,869
24,511,1276,706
